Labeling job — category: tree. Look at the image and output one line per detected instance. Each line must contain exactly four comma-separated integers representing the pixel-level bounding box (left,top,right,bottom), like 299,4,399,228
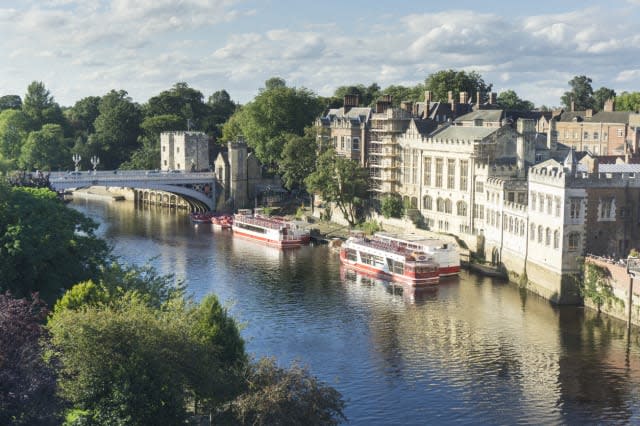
206,89,237,139
333,83,381,107
264,77,286,91
22,81,65,131
379,84,426,106
561,75,594,111
228,78,323,168
0,94,22,111
593,87,616,112
424,70,492,103
496,90,534,110
66,96,101,137
381,194,404,218
0,182,109,303
615,92,640,112
18,124,70,170
305,149,368,226
121,114,184,169
91,90,142,169
218,357,346,426
0,293,61,426
0,108,29,164
144,82,210,131
279,128,317,191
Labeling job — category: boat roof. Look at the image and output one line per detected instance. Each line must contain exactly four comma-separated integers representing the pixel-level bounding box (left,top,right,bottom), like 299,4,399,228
375,232,455,248
345,236,437,264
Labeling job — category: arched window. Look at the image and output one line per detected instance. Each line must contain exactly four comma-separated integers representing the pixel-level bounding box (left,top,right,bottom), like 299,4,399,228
553,230,559,249
411,197,418,209
520,220,525,236
538,225,543,243
457,201,467,216
423,195,432,210
530,223,535,240
545,228,551,245
437,197,445,212
568,232,580,251
509,217,514,233
444,199,452,214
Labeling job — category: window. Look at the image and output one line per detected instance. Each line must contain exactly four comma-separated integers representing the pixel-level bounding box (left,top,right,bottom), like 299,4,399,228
457,201,467,216
617,128,624,137
352,137,360,151
568,232,580,251
162,146,166,152
530,223,535,240
177,146,180,153
555,196,561,217
520,220,525,236
584,132,589,140
508,192,515,202
435,158,443,188
545,228,551,246
437,197,445,212
593,132,599,140
553,230,559,249
460,160,468,191
570,198,581,219
539,195,544,212
603,132,608,141
476,181,484,193
546,195,552,215
537,225,543,243
531,192,537,209
509,217,514,233
518,193,525,204
424,158,432,186
423,195,432,210
599,197,614,219
340,136,345,150
447,159,456,189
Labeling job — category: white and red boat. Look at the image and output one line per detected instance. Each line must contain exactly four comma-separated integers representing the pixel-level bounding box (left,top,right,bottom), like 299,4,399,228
211,214,233,229
232,210,310,248
373,232,460,277
339,233,439,287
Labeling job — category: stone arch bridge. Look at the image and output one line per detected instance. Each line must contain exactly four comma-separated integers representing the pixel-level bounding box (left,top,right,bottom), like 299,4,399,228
49,170,216,211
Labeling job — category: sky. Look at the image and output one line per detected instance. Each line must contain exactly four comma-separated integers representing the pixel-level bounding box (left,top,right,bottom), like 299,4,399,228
1,0,640,108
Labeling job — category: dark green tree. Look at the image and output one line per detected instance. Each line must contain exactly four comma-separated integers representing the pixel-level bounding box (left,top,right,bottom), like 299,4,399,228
121,114,184,170
305,148,368,226
206,89,237,139
279,127,317,191
593,87,616,111
333,83,381,107
424,70,492,103
18,124,70,170
90,90,142,169
561,75,594,111
0,109,30,164
379,84,426,106
0,182,109,302
144,82,210,131
0,94,22,111
496,90,534,110
66,96,101,137
22,81,65,131
381,194,404,218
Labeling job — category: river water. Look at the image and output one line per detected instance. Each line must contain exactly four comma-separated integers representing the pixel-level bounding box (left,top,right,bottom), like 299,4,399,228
71,199,640,425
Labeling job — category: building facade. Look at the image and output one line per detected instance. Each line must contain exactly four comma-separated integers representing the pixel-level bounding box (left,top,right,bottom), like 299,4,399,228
160,131,209,171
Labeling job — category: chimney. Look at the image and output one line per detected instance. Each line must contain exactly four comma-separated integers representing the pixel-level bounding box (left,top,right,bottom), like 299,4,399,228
489,92,497,105
588,157,599,174
516,132,525,171
571,100,575,112
343,94,359,111
604,98,615,112
400,101,413,112
476,91,481,108
460,91,469,104
547,118,557,151
382,94,392,103
424,91,432,102
375,101,385,113
424,99,431,119
375,95,392,113
586,109,593,118
447,91,453,104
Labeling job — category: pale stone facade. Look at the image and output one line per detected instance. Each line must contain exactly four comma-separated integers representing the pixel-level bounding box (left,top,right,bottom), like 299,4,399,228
160,131,209,171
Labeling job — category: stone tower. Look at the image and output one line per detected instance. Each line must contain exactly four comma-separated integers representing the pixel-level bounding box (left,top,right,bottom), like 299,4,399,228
228,138,248,209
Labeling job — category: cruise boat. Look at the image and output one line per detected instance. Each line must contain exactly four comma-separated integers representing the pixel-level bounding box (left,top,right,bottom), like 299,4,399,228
339,233,439,287
211,214,233,229
232,210,310,248
373,232,460,277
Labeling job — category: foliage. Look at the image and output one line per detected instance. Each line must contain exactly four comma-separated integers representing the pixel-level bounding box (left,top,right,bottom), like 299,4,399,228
0,182,109,303
305,149,368,227
359,220,382,235
424,69,492,103
616,91,640,112
121,114,185,169
279,127,318,191
207,89,237,138
229,78,323,168
380,194,404,218
0,94,22,111
580,262,620,312
0,293,62,426
144,82,210,132
22,81,65,131
380,84,426,105
0,108,30,164
593,87,616,111
18,123,70,170
66,96,101,137
333,83,381,107
561,75,594,111
496,90,534,110
48,290,247,425
217,357,346,426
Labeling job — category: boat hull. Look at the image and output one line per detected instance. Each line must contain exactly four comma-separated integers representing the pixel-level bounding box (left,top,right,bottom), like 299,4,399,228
232,227,309,248
339,257,439,288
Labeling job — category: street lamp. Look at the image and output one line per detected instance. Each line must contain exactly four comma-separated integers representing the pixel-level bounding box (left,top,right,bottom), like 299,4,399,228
72,154,81,172
90,156,100,175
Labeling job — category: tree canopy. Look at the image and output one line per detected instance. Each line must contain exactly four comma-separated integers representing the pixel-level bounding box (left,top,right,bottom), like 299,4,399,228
279,127,318,191
424,69,492,103
496,90,534,111
616,91,640,112
593,87,616,111
561,75,595,111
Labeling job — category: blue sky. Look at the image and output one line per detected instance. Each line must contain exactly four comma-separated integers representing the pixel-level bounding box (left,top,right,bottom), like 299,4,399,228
1,0,640,108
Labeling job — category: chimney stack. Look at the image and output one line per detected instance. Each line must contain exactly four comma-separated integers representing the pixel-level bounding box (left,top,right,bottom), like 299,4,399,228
586,109,593,118
547,118,557,151
489,92,497,105
604,98,615,112
424,91,432,102
570,100,575,112
343,94,359,111
476,91,481,109
400,101,413,112
460,92,469,104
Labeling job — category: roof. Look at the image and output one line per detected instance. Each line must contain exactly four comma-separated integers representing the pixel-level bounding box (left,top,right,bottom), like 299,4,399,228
325,107,372,122
557,110,636,124
430,125,498,141
412,119,438,135
595,155,640,164
576,163,640,173
454,109,504,123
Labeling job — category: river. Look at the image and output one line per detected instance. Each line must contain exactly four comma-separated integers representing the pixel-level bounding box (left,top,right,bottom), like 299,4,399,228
71,199,640,425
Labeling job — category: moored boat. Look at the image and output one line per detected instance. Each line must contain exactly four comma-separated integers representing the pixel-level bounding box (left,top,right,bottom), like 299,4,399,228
373,232,460,277
232,210,310,248
339,233,439,287
211,214,233,229
190,211,215,224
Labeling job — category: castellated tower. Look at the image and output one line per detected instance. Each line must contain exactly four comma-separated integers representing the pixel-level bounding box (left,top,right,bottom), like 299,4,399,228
228,138,248,209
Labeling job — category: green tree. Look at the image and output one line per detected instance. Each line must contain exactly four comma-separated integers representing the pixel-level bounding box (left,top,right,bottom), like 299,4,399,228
593,87,616,111
279,128,317,191
18,124,70,170
66,96,101,137
218,357,346,426
206,89,237,139
0,182,109,302
0,94,22,111
381,194,404,218
305,149,368,226
333,83,381,107
229,78,323,168
0,109,29,165
615,91,640,112
22,81,65,131
121,114,184,169
424,70,492,103
561,75,594,111
379,84,426,106
496,90,534,110
144,82,210,131
90,90,142,169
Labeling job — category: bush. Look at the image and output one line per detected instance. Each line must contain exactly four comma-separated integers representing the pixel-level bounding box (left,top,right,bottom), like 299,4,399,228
359,220,382,235
380,195,403,219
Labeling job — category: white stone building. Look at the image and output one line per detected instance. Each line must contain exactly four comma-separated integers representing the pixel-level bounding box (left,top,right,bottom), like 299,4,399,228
160,131,209,171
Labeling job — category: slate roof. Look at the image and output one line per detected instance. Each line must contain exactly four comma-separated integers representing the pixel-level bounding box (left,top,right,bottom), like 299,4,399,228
430,125,498,141
412,119,438,135
454,109,504,123
325,107,372,122
557,110,635,124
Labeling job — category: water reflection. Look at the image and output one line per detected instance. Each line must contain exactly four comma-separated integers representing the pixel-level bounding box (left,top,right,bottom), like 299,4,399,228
70,199,640,425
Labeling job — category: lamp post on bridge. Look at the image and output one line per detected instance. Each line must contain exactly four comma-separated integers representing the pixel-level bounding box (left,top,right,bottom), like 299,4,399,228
90,156,100,175
72,154,81,172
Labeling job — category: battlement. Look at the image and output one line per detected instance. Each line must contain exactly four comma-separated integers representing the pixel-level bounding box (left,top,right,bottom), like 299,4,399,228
160,131,207,138
503,201,528,213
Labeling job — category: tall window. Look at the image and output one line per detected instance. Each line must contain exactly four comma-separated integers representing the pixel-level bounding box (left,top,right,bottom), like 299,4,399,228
460,160,468,191
447,159,456,189
570,198,581,219
553,230,559,249
530,223,535,240
531,192,537,210
352,137,360,151
546,195,552,215
444,199,452,214
457,201,467,216
555,196,561,217
424,157,432,186
568,232,580,251
435,158,443,188
423,195,432,210
538,196,544,212
437,197,445,212
600,197,614,219
545,228,551,246
538,225,543,243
